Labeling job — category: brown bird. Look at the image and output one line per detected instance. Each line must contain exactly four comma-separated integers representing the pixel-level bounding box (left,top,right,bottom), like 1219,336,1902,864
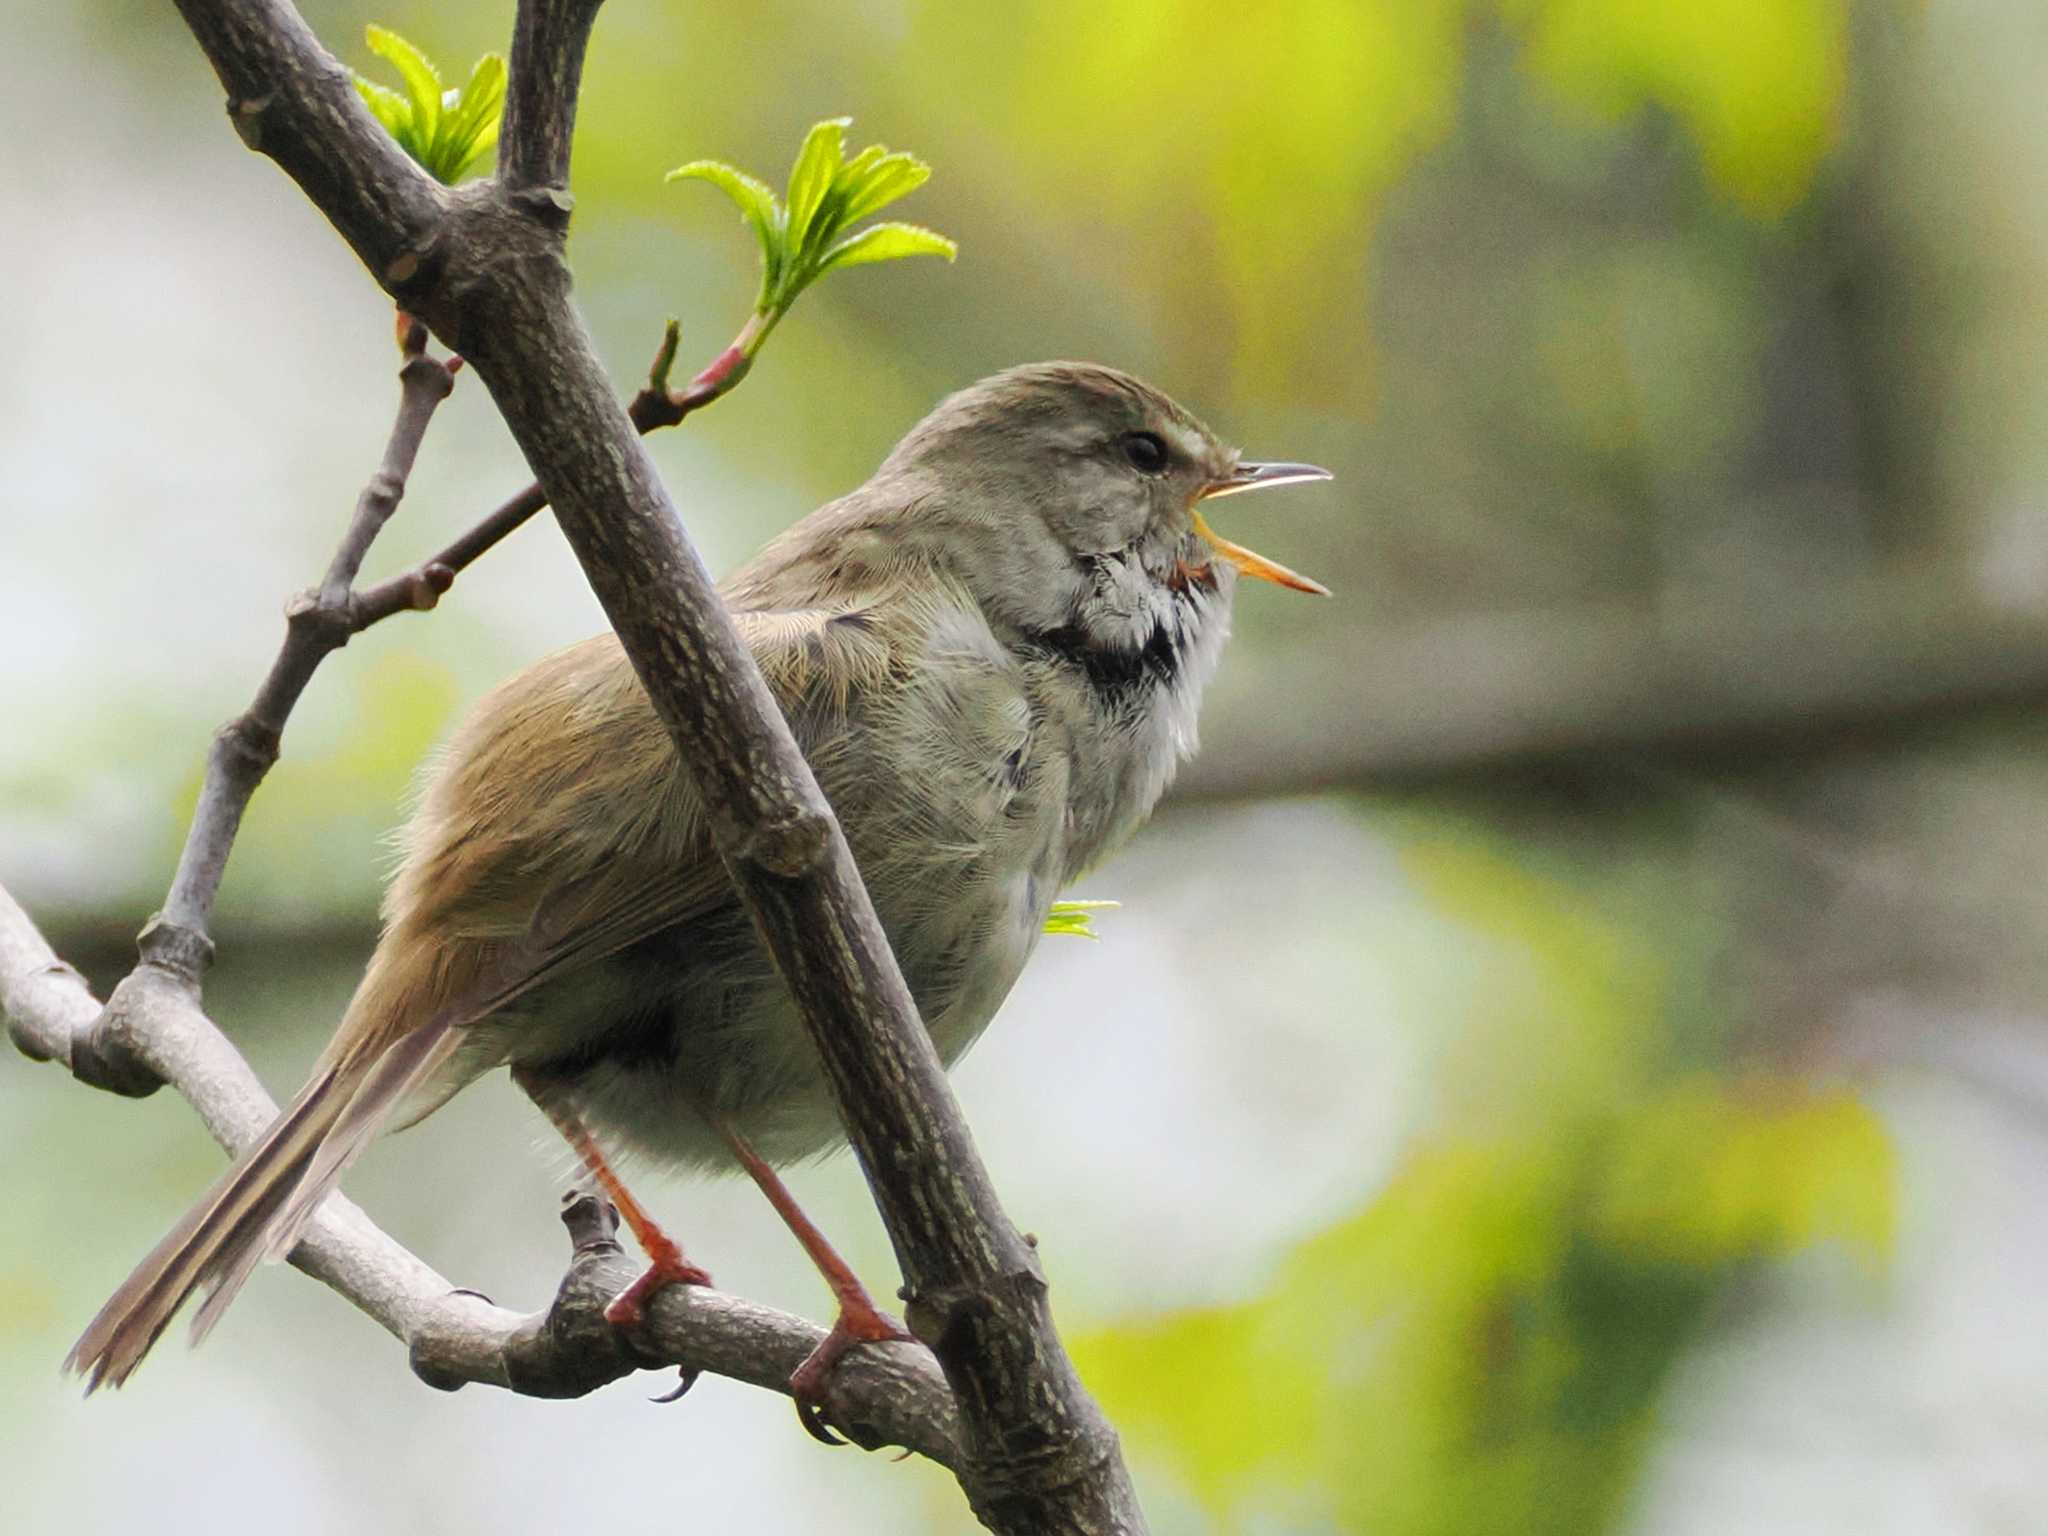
68,362,1330,1421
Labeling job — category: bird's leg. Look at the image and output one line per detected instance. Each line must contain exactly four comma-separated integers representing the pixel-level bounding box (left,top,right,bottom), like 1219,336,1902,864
720,1123,921,1444
512,1065,711,1328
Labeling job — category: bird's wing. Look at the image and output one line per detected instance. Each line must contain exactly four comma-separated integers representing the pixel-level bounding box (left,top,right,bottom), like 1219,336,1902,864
410,602,903,1035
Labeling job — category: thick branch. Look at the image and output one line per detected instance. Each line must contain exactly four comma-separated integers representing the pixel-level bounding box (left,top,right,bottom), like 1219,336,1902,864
163,3,1142,1527
1,882,961,1460
434,213,1133,1529
170,0,444,289
499,0,601,196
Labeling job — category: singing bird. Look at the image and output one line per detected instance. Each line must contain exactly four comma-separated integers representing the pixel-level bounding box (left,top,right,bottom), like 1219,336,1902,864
70,362,1330,1421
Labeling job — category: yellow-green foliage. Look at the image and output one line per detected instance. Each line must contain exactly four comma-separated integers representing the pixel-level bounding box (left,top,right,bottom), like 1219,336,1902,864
1043,899,1118,940
919,0,1844,388
671,118,956,324
351,26,506,186
1076,833,1893,1535
1501,0,1847,215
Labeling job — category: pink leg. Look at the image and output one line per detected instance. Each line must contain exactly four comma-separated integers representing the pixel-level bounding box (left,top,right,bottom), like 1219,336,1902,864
512,1066,711,1327
722,1125,920,1442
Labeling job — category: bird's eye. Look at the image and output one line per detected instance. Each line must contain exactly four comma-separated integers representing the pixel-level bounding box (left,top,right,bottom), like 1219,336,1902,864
1121,431,1170,475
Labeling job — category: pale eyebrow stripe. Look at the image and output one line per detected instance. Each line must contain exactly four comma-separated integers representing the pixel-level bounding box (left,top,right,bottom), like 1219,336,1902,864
1164,422,1208,461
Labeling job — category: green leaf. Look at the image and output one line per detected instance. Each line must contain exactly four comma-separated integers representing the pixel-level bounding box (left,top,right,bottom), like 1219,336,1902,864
668,159,784,307
791,148,933,276
441,52,506,181
668,119,956,330
353,28,503,184
784,117,850,251
820,221,958,273
668,160,780,245
835,151,932,227
352,76,412,141
1044,899,1118,939
364,24,442,150
836,143,887,187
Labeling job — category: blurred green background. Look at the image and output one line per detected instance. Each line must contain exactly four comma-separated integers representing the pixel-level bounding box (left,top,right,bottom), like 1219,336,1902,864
6,2,2045,1532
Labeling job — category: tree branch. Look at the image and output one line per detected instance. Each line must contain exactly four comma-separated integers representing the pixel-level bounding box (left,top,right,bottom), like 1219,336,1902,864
1,881,962,1460
72,318,736,1053
157,2,1143,1529
55,341,456,1105
157,348,454,964
170,0,444,289
352,321,734,629
499,0,601,197
39,339,456,1122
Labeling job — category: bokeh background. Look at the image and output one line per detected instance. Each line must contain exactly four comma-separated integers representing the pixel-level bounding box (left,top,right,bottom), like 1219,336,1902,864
6,2,2046,1532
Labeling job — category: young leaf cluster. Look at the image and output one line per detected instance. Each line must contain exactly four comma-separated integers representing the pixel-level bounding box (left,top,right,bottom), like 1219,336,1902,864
352,26,506,186
1044,900,1118,940
669,119,957,332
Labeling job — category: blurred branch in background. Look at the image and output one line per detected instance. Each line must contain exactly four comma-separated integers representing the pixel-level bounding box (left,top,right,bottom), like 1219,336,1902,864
1180,567,2048,800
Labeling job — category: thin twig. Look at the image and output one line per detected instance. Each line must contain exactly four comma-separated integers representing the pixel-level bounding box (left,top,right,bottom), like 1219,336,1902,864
352,320,732,628
157,348,453,950
69,343,454,1096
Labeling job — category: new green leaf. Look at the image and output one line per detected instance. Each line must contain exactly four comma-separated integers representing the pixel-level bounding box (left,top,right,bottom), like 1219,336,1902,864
1044,900,1118,940
367,25,442,145
823,222,958,274
352,26,506,185
666,160,784,311
667,117,958,340
785,118,851,253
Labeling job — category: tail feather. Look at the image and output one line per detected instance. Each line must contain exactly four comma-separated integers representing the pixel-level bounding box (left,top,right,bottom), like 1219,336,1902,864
189,1018,458,1344
65,1068,348,1392
67,1016,459,1391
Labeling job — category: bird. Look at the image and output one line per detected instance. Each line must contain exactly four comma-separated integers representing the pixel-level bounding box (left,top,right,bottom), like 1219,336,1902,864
67,361,1331,1422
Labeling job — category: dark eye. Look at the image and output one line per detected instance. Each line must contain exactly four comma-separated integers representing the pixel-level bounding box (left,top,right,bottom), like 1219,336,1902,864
1121,431,1169,474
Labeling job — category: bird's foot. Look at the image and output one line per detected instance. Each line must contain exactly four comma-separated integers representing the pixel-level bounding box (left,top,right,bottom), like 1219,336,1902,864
603,1234,713,1330
790,1296,921,1445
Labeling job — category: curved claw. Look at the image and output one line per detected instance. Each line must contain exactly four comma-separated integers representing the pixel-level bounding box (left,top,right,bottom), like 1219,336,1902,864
785,1304,921,1448
796,1394,848,1446
651,1366,700,1405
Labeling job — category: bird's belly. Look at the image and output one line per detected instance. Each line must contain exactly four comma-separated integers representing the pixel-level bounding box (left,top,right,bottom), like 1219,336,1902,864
529,864,1050,1171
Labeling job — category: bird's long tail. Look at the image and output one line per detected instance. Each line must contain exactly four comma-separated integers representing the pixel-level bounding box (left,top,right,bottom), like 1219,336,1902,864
66,1017,455,1392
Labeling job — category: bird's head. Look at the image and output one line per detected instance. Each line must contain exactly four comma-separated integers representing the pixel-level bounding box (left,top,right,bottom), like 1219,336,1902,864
876,362,1328,664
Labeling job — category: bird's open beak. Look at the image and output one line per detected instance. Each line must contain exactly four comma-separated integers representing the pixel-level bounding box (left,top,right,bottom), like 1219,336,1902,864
1191,461,1333,596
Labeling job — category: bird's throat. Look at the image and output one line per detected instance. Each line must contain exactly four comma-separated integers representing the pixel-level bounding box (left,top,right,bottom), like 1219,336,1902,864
1020,612,1189,702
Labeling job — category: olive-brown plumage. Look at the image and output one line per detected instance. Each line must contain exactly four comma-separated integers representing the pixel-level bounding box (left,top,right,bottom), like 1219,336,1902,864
69,362,1329,1392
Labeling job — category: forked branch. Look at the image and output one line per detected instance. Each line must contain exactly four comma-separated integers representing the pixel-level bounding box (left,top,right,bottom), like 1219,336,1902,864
34,2,1148,1530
